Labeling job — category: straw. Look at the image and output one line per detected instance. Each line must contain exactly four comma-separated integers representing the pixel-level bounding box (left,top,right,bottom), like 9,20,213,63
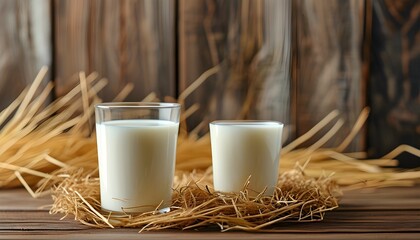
0,67,419,232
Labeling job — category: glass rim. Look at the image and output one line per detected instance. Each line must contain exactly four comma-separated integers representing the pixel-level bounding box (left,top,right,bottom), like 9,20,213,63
95,102,181,109
210,120,284,126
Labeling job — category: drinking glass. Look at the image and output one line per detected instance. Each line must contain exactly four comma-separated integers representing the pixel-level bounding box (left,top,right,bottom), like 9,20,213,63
95,102,180,213
210,120,283,196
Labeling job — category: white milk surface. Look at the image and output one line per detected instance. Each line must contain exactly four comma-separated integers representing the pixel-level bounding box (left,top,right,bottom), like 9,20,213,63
96,119,179,212
210,122,283,195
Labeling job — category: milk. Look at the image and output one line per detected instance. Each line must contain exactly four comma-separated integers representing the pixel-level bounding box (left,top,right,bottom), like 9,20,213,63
210,121,283,195
96,119,179,212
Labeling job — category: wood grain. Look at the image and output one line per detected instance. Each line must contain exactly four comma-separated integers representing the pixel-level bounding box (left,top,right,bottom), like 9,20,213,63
0,0,418,161
293,0,365,151
367,0,420,167
2,233,420,240
0,0,51,111
179,0,292,137
1,187,419,239
53,0,176,102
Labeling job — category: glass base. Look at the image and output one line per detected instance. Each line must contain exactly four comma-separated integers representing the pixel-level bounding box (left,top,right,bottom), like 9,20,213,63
101,206,171,215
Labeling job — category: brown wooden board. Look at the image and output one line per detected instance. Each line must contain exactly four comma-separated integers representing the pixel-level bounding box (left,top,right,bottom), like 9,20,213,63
1,187,420,239
2,232,420,240
0,0,52,112
367,0,420,167
178,0,292,137
293,0,365,151
53,0,176,102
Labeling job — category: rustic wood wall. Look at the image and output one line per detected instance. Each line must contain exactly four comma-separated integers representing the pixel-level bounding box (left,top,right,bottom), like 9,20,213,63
179,0,291,135
0,0,51,111
54,0,176,101
368,0,420,167
293,0,365,151
0,0,418,165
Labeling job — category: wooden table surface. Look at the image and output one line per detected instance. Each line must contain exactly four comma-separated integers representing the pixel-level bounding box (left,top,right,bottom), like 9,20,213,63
1,185,419,240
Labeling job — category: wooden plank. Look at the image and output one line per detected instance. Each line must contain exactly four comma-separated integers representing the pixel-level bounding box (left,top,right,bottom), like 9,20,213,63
178,0,292,137
0,221,86,231
1,232,420,240
1,210,419,237
340,187,420,210
293,0,365,151
1,187,420,238
367,0,420,167
0,0,52,111
2,209,418,232
53,0,176,101
0,189,51,211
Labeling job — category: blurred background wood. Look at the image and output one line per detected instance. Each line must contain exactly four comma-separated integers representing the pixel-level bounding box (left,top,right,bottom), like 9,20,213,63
0,0,418,166
367,0,420,167
54,0,176,101
0,0,51,111
179,0,292,137
293,0,365,151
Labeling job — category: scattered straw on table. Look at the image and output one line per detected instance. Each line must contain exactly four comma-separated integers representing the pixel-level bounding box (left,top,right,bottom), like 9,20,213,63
0,67,419,232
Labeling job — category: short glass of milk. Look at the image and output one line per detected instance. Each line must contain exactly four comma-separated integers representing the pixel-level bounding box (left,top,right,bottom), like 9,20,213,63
209,121,283,196
95,102,180,213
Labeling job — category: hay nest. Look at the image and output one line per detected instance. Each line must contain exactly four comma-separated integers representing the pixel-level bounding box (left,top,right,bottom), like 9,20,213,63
49,167,339,231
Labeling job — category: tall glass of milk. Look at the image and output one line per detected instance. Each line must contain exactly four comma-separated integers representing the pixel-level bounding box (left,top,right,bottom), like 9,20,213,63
95,102,180,213
210,121,283,196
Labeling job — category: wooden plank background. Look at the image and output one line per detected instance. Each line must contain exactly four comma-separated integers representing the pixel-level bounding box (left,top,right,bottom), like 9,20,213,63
367,0,420,167
0,0,51,111
293,0,365,151
179,0,292,136
54,0,176,101
0,0,418,165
